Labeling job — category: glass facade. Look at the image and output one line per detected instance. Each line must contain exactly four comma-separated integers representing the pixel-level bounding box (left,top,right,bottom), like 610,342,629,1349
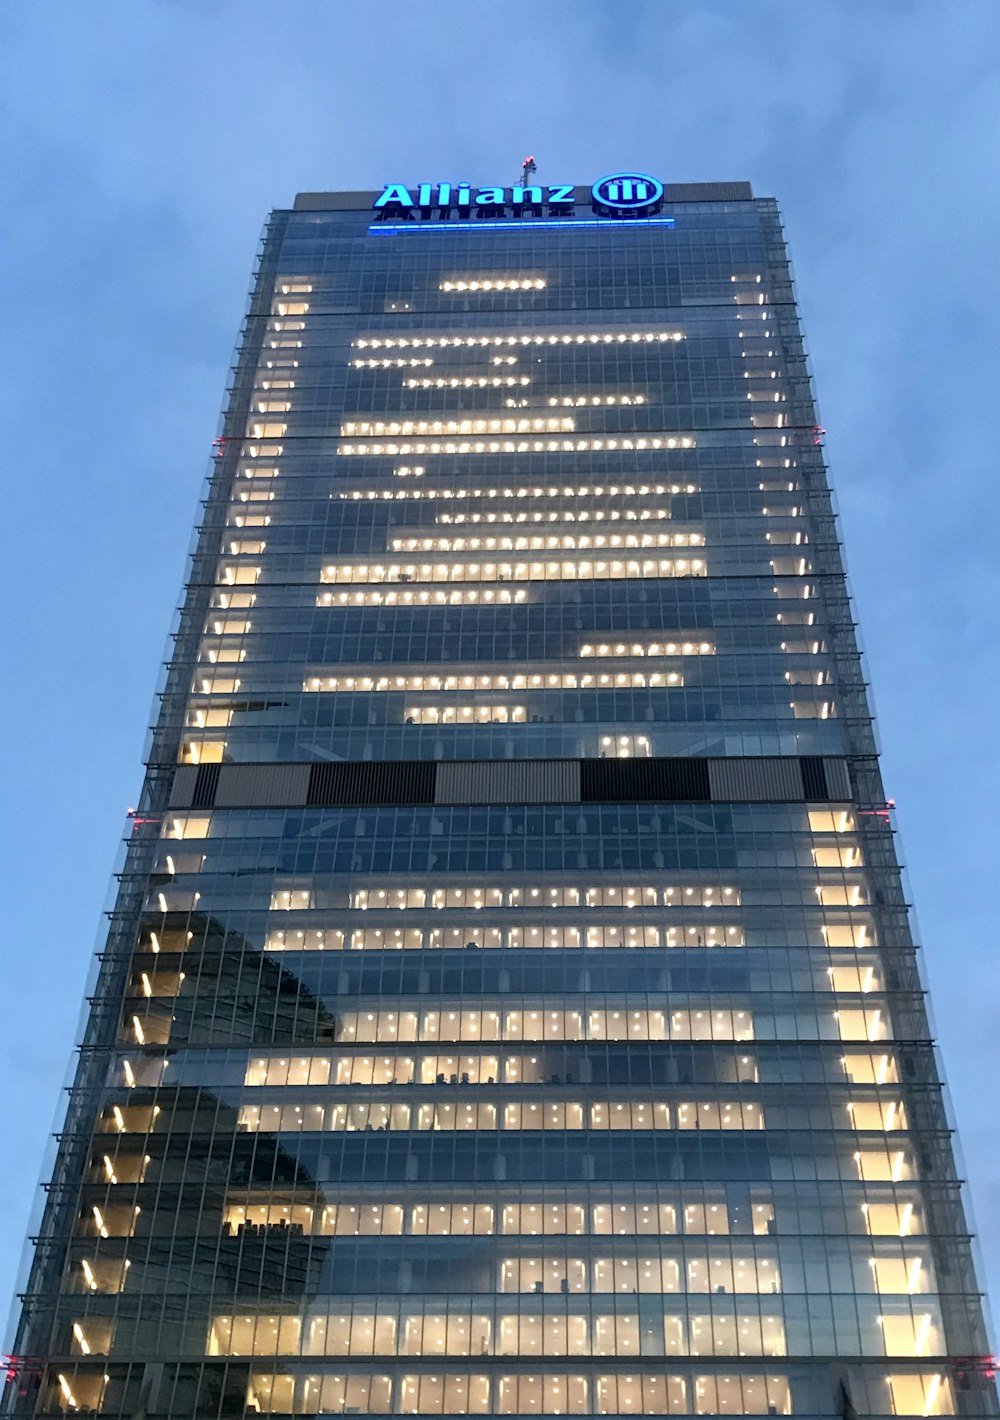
4,179,995,1420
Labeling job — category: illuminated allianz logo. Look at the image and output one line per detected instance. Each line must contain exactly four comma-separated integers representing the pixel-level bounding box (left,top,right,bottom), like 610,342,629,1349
591,172,664,211
373,182,576,212
372,172,668,219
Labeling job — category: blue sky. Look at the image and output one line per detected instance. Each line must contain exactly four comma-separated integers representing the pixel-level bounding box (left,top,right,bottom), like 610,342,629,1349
3,0,1000,1341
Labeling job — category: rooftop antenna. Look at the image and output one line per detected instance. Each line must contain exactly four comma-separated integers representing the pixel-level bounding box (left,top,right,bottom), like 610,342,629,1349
519,155,537,188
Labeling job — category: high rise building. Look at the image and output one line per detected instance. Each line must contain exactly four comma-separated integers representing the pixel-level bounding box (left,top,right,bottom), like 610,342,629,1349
4,174,995,1420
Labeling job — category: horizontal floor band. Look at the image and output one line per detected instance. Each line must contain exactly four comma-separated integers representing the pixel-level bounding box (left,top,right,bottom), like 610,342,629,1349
168,756,851,811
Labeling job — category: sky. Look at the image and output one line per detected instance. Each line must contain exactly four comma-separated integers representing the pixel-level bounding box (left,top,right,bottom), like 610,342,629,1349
3,0,1000,1346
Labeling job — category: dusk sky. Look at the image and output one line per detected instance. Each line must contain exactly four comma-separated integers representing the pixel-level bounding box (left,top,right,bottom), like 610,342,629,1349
3,0,1000,1340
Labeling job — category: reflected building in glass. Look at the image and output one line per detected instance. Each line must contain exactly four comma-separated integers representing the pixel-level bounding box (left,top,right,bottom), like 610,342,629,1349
5,176,996,1420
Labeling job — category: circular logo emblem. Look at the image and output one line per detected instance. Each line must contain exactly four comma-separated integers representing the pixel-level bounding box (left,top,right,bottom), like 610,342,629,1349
591,172,664,211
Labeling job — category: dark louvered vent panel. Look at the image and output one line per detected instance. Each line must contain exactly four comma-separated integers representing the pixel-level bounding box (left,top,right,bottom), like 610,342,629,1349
822,758,852,802
581,757,712,803
307,760,436,807
435,760,580,805
799,757,829,801
662,181,753,202
192,763,221,808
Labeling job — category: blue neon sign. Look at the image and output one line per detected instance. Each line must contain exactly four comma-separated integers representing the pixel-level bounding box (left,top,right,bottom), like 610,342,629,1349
372,182,575,212
591,172,664,212
371,173,667,221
